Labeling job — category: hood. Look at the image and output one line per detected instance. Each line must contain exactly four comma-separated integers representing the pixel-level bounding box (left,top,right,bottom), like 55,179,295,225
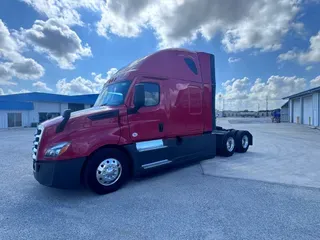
69,106,118,119
41,106,119,129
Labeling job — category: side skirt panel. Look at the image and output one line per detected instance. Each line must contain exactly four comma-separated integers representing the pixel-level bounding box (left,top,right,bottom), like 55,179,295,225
124,133,216,176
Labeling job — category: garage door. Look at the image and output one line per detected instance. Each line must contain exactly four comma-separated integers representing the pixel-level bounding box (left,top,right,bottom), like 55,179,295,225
303,96,313,125
293,98,301,123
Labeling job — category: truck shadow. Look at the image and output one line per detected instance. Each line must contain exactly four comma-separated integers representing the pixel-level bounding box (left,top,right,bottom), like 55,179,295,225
209,151,267,163
133,160,200,182
33,152,266,200
29,163,195,200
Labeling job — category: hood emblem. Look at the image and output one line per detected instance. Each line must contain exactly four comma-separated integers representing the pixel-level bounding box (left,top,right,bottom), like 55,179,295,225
132,132,138,137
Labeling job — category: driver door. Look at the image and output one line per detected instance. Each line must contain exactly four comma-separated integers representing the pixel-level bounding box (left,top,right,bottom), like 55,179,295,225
127,78,166,142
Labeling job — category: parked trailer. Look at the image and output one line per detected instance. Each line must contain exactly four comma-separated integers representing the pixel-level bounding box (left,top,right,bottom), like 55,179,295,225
32,49,253,194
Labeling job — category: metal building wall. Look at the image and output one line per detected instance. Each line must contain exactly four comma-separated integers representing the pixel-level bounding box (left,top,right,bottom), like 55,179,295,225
281,106,289,122
60,103,68,114
302,95,313,125
289,92,320,127
0,111,29,128
292,98,301,124
313,92,319,126
34,102,61,112
289,100,293,122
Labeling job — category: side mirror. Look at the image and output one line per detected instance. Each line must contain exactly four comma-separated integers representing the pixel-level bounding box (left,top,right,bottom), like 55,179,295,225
63,109,71,119
134,84,145,111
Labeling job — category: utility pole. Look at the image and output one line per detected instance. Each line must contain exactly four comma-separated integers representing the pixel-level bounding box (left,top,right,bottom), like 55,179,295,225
219,94,223,112
266,96,269,117
222,98,225,112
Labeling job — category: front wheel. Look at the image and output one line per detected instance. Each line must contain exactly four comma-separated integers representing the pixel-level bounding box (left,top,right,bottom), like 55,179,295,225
84,148,130,194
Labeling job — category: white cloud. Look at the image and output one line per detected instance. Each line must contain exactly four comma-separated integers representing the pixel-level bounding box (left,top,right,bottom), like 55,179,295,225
0,59,44,82
0,63,13,84
21,0,101,26
57,77,96,95
0,20,20,57
222,77,250,101
0,87,28,96
93,67,118,84
250,75,306,100
221,1,300,52
298,31,320,63
7,89,30,94
107,67,118,79
306,66,313,71
228,57,241,63
291,22,305,35
10,59,44,80
97,0,150,39
32,81,53,92
310,76,320,88
56,67,118,95
278,31,320,64
20,18,92,69
21,0,302,52
220,75,306,110
278,49,297,62
0,19,44,82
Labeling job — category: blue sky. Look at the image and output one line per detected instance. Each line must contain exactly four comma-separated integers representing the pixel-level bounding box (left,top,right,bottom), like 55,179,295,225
0,0,319,110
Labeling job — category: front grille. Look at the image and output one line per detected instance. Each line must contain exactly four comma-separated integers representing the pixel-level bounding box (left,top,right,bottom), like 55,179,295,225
33,125,44,161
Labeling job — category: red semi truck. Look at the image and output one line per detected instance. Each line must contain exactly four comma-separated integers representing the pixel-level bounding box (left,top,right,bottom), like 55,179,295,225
32,49,252,194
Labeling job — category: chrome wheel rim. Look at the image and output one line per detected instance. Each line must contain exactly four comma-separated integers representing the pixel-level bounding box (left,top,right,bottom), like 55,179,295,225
226,137,235,152
242,135,249,149
96,158,122,186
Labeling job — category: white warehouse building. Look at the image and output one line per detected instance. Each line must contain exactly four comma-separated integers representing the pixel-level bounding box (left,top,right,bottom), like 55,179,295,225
0,92,98,128
282,86,320,127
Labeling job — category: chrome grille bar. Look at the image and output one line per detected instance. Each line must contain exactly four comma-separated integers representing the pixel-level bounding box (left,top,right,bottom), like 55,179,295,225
32,125,44,161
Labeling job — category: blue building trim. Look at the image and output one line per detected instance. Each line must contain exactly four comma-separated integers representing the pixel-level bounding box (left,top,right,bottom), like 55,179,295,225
0,92,99,104
283,86,320,99
0,101,34,110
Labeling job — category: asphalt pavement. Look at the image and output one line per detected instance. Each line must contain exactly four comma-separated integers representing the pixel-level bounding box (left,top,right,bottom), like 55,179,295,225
0,125,320,240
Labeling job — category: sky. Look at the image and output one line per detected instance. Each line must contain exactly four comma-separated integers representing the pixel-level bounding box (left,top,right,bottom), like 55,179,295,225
0,0,320,111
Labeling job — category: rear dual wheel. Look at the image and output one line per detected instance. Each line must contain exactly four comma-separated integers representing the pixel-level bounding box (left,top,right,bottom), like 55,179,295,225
220,130,250,157
220,132,236,157
235,131,250,153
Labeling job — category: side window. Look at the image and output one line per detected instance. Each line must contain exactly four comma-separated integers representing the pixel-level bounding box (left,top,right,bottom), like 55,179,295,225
184,58,198,75
143,83,160,107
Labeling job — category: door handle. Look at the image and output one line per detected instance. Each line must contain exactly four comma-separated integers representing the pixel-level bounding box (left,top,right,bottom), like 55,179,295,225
159,123,164,132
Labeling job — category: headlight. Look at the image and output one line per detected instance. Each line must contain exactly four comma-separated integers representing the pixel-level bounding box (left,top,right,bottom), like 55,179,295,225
45,142,70,157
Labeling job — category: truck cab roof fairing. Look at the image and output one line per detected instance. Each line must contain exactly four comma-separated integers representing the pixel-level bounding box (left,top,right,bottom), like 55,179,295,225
108,49,204,84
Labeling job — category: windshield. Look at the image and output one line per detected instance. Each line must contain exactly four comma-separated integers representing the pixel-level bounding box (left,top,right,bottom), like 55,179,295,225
94,80,131,107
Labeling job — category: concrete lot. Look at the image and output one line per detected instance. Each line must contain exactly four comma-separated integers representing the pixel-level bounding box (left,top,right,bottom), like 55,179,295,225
203,118,320,188
1,121,320,240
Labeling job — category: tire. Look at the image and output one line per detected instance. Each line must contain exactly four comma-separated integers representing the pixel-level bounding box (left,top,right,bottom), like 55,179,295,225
220,132,236,157
84,148,130,194
235,131,250,153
